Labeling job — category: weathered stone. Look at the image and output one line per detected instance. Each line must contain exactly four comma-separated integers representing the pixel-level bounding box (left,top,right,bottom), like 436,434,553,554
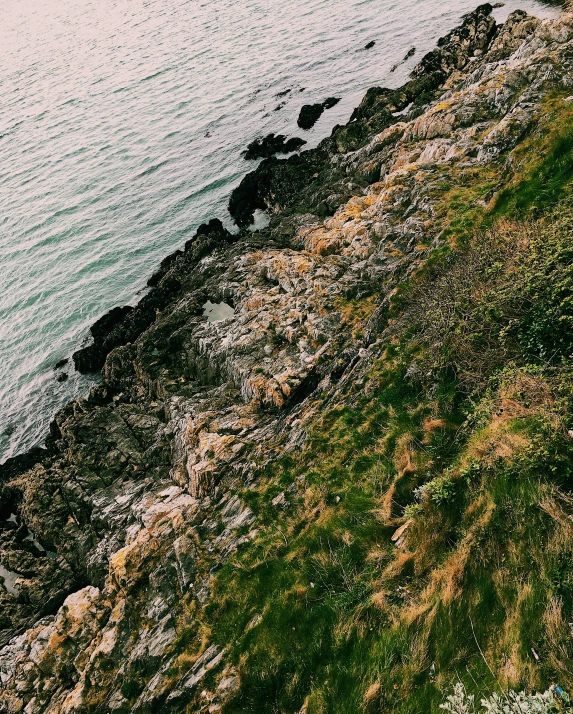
1,6,572,711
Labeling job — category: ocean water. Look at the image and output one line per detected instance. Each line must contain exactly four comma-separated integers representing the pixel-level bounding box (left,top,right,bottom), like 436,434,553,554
0,0,561,462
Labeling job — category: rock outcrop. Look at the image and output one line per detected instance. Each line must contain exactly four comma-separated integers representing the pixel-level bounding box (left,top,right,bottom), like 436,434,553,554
297,98,341,130
2,4,573,712
230,2,499,227
243,134,307,160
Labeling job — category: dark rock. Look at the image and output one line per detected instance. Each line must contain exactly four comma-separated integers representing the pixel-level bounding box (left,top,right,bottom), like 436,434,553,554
0,447,47,483
229,148,329,228
56,373,68,383
87,384,118,406
297,98,341,131
297,103,325,130
364,40,376,50
404,46,416,60
323,97,341,110
73,305,134,373
415,3,496,76
148,250,183,287
228,161,275,227
243,134,307,160
72,219,235,373
54,358,68,370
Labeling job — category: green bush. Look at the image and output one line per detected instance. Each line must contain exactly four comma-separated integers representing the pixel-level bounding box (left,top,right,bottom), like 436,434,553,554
415,473,458,505
393,200,573,392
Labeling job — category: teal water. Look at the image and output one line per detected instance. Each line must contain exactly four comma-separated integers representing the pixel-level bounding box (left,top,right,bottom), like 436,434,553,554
0,0,561,462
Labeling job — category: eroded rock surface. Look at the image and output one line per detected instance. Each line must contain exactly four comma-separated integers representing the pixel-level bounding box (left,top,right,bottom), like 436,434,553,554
2,5,573,712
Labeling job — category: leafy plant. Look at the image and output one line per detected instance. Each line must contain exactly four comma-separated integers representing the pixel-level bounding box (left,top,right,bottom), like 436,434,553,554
415,472,458,505
440,684,567,714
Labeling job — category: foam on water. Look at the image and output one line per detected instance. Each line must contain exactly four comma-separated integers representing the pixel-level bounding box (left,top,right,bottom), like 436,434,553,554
0,564,19,595
0,0,561,461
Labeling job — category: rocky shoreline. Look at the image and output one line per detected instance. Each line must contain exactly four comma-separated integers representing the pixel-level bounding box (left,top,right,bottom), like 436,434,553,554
1,4,573,712
68,3,502,377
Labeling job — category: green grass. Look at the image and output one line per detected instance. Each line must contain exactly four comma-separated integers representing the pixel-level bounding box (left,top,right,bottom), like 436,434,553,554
163,90,573,714
493,94,573,219
192,352,572,712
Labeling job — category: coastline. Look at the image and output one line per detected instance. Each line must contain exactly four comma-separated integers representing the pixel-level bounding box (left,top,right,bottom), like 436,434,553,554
65,5,498,380
3,4,500,476
2,3,573,711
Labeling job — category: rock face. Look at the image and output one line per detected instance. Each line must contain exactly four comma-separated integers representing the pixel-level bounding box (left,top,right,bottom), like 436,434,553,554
243,133,307,160
72,219,236,374
2,4,573,712
230,2,498,227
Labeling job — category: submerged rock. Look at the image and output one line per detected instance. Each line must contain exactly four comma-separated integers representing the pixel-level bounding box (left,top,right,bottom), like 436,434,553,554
243,133,307,160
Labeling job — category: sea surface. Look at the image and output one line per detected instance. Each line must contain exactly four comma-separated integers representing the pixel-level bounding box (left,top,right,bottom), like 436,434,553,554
0,0,561,462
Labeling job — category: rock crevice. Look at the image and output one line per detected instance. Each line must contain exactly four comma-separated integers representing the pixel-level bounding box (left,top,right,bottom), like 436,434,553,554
1,5,573,712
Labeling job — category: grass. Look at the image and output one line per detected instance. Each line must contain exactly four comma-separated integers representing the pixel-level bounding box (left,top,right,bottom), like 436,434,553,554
160,86,573,714
193,359,573,712
492,93,573,219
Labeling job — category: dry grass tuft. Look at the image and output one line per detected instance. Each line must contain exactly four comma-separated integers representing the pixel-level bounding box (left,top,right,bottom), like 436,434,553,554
363,681,382,711
542,597,573,688
422,418,448,434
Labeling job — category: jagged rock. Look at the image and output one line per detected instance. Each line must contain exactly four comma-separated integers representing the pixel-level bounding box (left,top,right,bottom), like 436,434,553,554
271,491,289,508
243,133,307,160
2,6,573,711
166,644,226,706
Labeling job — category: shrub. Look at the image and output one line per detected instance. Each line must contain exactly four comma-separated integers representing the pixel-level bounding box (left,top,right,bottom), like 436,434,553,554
440,683,567,714
392,200,573,393
415,472,458,505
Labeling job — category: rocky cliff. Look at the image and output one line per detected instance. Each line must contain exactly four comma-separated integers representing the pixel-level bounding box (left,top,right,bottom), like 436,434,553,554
2,4,573,713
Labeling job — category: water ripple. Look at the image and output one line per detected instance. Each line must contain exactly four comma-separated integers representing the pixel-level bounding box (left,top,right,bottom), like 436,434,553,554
0,0,561,461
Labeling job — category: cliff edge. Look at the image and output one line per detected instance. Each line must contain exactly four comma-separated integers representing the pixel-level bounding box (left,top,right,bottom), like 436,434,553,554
2,5,573,713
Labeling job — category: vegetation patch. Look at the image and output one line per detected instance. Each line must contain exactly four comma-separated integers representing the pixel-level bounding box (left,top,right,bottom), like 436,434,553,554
186,117,573,713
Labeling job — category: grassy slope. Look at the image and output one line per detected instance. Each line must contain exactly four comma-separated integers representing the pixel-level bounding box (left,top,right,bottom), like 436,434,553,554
185,95,573,713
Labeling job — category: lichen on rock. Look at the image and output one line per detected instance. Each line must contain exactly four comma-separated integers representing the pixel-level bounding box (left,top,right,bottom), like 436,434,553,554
2,4,573,712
